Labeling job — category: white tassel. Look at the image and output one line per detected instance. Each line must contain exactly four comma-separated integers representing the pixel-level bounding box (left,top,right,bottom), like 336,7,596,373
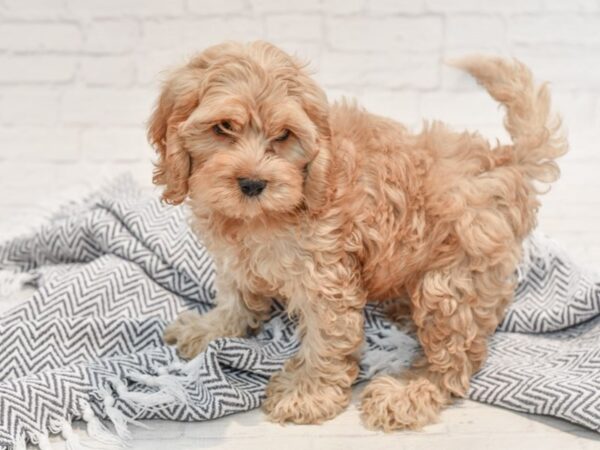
60,419,84,450
158,360,185,375
36,431,54,450
126,372,189,405
102,393,132,441
107,378,151,429
117,388,180,411
156,366,169,376
361,326,418,378
13,433,27,450
80,399,123,447
180,353,207,378
106,358,200,420
100,381,151,442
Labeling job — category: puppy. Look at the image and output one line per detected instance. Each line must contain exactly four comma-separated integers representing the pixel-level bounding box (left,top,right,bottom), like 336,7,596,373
149,41,566,430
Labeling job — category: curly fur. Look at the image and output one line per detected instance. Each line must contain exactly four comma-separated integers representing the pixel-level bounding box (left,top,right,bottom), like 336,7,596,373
149,41,567,430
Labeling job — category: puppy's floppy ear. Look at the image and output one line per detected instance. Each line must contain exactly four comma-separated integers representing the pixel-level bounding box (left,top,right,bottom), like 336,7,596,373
297,74,332,213
303,139,331,213
148,66,203,205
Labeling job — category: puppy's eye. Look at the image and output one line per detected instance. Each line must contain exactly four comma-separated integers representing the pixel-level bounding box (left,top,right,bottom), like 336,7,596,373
213,121,233,136
274,129,290,142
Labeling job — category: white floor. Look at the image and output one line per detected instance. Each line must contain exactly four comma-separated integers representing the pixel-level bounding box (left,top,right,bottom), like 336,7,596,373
51,386,600,450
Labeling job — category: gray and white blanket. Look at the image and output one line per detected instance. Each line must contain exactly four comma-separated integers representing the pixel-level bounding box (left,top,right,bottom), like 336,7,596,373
0,176,598,449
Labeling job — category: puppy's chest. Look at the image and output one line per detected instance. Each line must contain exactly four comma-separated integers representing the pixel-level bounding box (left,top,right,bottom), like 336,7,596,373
228,231,307,298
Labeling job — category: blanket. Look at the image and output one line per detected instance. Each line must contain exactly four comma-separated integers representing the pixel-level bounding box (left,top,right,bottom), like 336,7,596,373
0,176,598,449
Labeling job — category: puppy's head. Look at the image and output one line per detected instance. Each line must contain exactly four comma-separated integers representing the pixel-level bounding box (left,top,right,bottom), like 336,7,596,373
148,41,331,221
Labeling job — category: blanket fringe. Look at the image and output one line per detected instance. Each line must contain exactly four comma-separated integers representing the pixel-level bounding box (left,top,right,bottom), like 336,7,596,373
13,435,26,450
36,432,54,450
60,420,83,450
125,372,189,405
11,412,89,450
116,319,292,416
100,392,132,442
80,399,124,447
105,356,214,418
361,326,418,378
98,379,154,444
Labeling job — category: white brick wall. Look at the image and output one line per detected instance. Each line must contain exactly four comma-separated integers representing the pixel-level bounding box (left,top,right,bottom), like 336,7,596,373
0,0,599,265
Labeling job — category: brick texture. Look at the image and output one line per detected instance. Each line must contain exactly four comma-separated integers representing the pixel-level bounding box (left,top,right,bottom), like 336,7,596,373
0,1,599,264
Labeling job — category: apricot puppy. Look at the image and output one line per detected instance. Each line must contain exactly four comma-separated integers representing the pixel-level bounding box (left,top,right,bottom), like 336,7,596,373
151,41,566,430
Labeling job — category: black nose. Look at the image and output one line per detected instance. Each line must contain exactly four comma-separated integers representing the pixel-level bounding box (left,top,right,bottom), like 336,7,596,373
238,178,267,197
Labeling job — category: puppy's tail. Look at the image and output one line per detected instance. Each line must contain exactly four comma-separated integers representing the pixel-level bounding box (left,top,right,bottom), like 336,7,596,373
449,55,568,186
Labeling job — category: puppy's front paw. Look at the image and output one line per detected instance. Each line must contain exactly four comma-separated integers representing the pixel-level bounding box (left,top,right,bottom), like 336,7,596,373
163,310,222,359
263,368,351,424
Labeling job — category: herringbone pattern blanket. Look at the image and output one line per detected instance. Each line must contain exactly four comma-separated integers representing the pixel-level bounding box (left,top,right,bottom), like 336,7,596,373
0,176,598,449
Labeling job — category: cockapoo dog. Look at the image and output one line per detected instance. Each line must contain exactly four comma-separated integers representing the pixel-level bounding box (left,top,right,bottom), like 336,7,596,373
149,41,566,430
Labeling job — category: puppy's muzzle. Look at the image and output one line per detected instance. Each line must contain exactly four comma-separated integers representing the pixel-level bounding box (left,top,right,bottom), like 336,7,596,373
238,178,267,197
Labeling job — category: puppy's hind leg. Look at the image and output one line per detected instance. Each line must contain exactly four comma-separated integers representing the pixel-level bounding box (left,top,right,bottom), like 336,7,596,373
164,270,271,359
360,263,513,431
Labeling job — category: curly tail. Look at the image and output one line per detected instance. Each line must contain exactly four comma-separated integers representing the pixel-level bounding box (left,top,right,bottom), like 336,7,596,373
449,55,568,186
